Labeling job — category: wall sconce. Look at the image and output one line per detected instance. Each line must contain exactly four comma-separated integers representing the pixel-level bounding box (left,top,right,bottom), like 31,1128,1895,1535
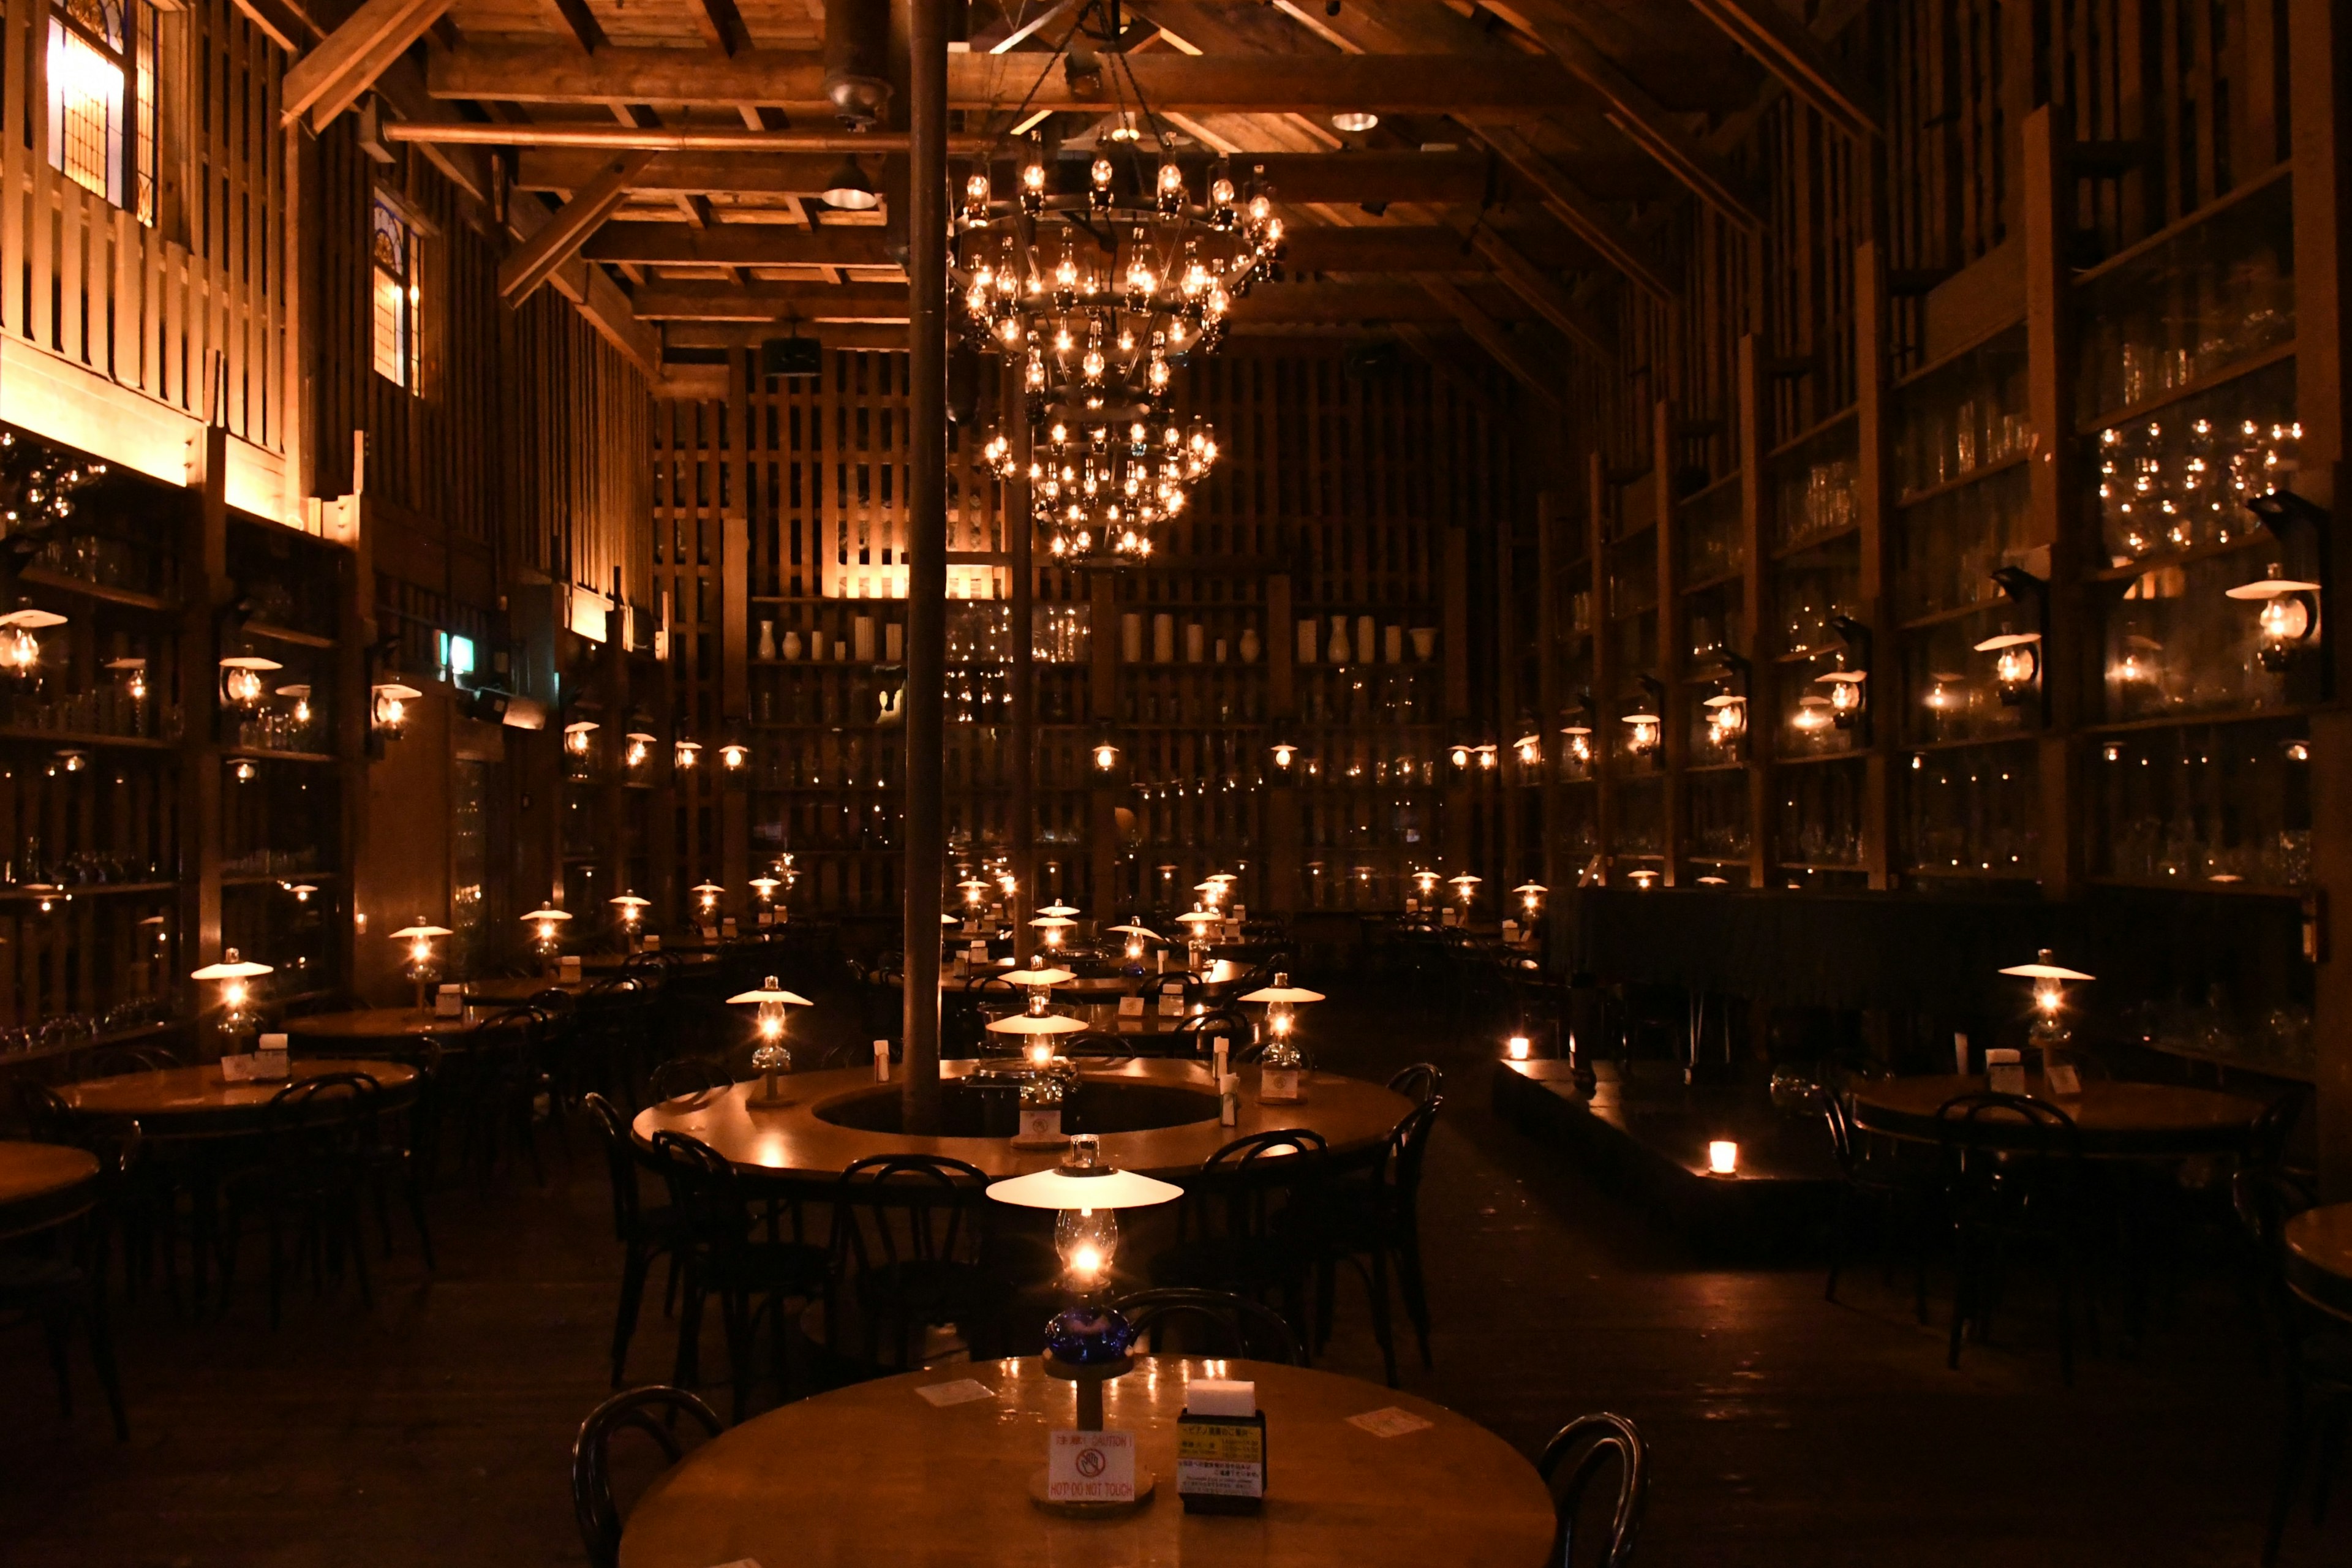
1621,710,1660,760
285,882,317,903
278,684,314,729
674,736,702,769
2109,635,2162,687
718,738,749,771
372,679,420,737
1449,739,1471,770
1974,628,2041,705
1817,670,1867,728
1627,869,1659,889
1474,741,1498,771
219,654,281,710
0,606,65,680
107,655,146,703
564,718,600,758
2227,562,2323,671
55,748,85,774
624,730,655,769
1512,717,1542,769
1792,696,1833,733
1091,726,1121,772
1822,616,1871,736
1561,691,1594,772
232,759,257,783
1270,739,1296,771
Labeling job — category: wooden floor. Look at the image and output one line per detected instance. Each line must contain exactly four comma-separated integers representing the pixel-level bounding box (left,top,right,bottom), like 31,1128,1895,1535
0,994,2340,1566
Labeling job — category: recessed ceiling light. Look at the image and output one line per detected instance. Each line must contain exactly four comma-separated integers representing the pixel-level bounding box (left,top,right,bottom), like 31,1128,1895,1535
1331,110,1379,134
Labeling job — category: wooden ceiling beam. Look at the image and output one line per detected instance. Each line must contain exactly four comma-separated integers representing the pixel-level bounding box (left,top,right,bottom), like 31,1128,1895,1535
1387,322,1502,418
512,146,1501,202
584,222,898,265
428,45,1584,114
506,193,663,374
1463,224,1615,364
631,277,1534,323
1417,277,1562,410
499,151,658,301
690,0,752,56
1479,0,1760,231
279,0,453,129
1683,0,1881,142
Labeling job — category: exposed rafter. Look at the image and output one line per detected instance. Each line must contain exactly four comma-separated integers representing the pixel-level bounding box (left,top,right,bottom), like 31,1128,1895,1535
1418,277,1562,410
1474,126,1675,303
1684,0,1882,142
1462,225,1615,365
278,0,453,130
499,152,659,302
690,0,752,56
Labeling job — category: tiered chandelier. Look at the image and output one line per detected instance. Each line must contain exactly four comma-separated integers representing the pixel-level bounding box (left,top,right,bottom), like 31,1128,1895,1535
952,6,1284,562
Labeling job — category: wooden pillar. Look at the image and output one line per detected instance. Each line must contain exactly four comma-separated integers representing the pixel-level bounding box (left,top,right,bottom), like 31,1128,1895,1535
900,0,949,1131
1654,399,1686,883
1088,571,1118,912
1736,336,1771,886
721,352,752,899
1853,241,1894,889
1008,369,1035,962
1536,491,1563,897
1266,570,1297,910
1586,453,1615,882
2021,108,2084,899
180,424,228,986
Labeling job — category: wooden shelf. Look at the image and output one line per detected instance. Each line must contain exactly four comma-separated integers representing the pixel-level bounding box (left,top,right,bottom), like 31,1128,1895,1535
244,620,337,650
1898,597,2010,631
1893,314,2027,388
224,745,339,764
1902,731,2038,755
0,880,176,899
1893,449,2031,510
2090,530,2275,583
1765,403,1858,464
1774,749,1868,767
1770,522,1862,561
2073,339,2298,437
2087,873,2310,899
2072,158,2292,286
1679,567,1744,597
1900,863,2038,881
222,871,343,887
0,726,175,751
2083,704,2312,737
15,567,173,612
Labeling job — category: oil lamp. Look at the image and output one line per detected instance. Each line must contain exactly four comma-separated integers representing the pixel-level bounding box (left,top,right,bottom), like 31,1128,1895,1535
1412,869,1439,906
0,606,64,678
388,918,453,1011
1270,739,1296,770
2226,562,2323,671
1513,881,1547,918
985,964,1085,1064
1621,710,1660,759
192,949,273,1052
986,1135,1183,1373
729,976,815,1104
674,736,702,769
520,906,571,971
691,881,725,923
277,685,314,729
1240,973,1324,1102
1174,907,1220,968
232,759,257,783
1109,921,1159,966
750,873,782,925
283,882,317,903
719,739,748,771
55,748,85,774
1703,692,1746,752
957,876,993,918
1816,670,1867,729
1792,696,1834,733
624,730,655,770
1475,741,1499,771
1974,628,2041,706
1449,872,1481,910
1030,913,1076,954
219,654,282,711
1513,720,1542,769
1091,729,1121,772
371,679,420,738
106,655,146,704
1194,878,1226,911
564,718,599,758
1998,950,2094,1066
1449,740,1471,769
608,891,650,949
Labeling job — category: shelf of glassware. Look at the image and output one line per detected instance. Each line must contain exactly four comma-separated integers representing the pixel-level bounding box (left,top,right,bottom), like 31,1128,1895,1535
1895,736,2040,884
1762,410,1864,748
1679,469,1746,695
1771,753,1868,881
1683,766,1750,887
2086,716,2310,896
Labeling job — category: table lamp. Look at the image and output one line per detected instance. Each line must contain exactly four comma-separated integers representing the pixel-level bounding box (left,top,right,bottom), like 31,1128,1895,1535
1997,950,2094,1066
1449,872,1482,910
1029,913,1076,955
1175,908,1220,970
609,891,651,951
1109,922,1159,968
192,949,273,1052
1240,973,1324,1102
691,882,725,925
728,976,814,1104
1513,882,1548,918
750,875,782,925
388,918,453,1011
520,907,571,973
987,1131,1183,1384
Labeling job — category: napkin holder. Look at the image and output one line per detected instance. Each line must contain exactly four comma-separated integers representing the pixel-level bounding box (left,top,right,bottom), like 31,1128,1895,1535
1178,1379,1265,1513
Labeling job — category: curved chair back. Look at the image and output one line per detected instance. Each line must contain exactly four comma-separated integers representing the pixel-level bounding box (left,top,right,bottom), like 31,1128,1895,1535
829,1153,993,1275
647,1055,734,1104
1173,1008,1253,1058
88,1044,181,1077
1820,1088,1860,1177
15,1080,78,1143
1386,1095,1444,1204
2247,1084,2314,1175
261,1072,383,1186
571,1385,722,1568
1183,1129,1329,1246
1385,1061,1444,1106
1539,1412,1648,1567
584,1092,646,1243
1112,1286,1302,1364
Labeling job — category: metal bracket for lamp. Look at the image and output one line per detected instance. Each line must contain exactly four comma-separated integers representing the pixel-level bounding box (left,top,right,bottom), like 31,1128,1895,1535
1704,653,1752,760
1825,616,1872,743
2241,489,2331,695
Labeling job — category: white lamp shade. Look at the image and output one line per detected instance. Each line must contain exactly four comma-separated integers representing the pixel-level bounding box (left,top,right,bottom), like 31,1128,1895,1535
692,882,725,895
1998,960,2095,981
984,1012,1090,1035
0,608,68,629
750,877,783,892
520,908,573,922
1174,911,1221,925
987,1164,1184,1211
1107,924,1161,940
1003,967,1076,987
389,921,453,939
726,984,815,1006
1241,982,1325,1004
1512,883,1548,894
191,956,273,979
609,894,652,908
1039,903,1081,917
1028,914,1076,929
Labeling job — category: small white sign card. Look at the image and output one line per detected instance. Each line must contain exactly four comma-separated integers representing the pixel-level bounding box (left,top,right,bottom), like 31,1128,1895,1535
915,1378,995,1408
1048,1429,1137,1504
1346,1406,1434,1439
2046,1063,2083,1096
1118,995,1145,1017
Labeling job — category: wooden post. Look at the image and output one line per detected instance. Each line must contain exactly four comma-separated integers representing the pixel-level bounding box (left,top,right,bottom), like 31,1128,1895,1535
1535,491,1562,898
2021,107,2082,899
1654,399,1686,883
1586,453,1614,882
1735,336,1771,887
721,351,752,899
1853,240,1893,889
181,423,229,987
900,0,948,1132
1009,366,1035,963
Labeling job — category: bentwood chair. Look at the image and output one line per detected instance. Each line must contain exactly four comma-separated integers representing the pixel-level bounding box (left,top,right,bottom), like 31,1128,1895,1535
1385,1061,1445,1106
218,1074,383,1328
2235,1167,2352,1564
585,1093,688,1388
1305,1094,1444,1384
1822,1088,1939,1320
0,1119,137,1439
653,1130,829,1420
1112,1286,1302,1364
827,1153,1011,1373
1936,1091,2092,1383
1147,1129,1329,1346
1539,1412,1649,1566
570,1385,723,1568
646,1055,734,1104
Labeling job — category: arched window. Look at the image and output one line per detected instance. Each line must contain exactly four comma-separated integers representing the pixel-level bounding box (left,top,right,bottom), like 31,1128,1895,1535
372,195,419,389
47,0,156,222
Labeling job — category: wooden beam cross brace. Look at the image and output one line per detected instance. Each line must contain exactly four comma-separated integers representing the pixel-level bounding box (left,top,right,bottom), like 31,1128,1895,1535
279,0,454,130
499,151,659,303
1418,277,1563,410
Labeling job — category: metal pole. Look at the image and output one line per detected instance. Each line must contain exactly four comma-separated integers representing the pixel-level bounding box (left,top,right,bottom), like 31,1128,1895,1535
900,0,948,1132
1009,364,1036,965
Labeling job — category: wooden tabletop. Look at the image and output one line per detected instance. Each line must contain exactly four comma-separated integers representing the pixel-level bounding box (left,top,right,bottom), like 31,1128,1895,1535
462,976,589,1005
283,1008,484,1041
0,1140,101,1241
1849,1073,2264,1157
631,1060,1408,1184
581,951,717,972
57,1058,420,1136
619,1356,1555,1568
2287,1204,2352,1322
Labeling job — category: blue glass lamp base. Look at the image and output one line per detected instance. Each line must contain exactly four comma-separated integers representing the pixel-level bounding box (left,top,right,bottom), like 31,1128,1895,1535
1043,1302,1136,1366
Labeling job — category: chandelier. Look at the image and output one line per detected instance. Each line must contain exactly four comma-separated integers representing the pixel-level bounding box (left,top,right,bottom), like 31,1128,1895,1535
952,6,1283,560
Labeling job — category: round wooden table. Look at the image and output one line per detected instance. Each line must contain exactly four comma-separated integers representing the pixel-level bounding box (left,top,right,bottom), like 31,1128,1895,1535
618,1356,1555,1568
631,1060,1408,1184
57,1058,420,1138
0,1140,101,1241
282,1007,486,1044
581,951,717,973
2287,1203,2352,1322
1848,1072,2264,1158
461,976,588,1005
